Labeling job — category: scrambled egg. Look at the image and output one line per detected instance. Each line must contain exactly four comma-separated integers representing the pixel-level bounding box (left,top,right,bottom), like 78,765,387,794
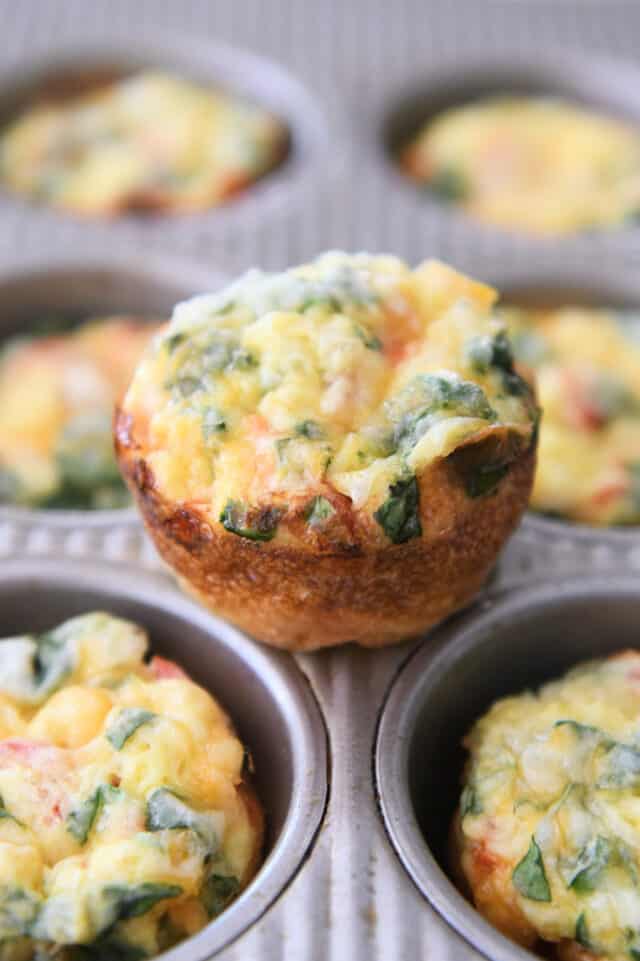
457,651,640,961
122,252,537,544
401,97,640,236
0,71,287,216
0,611,261,960
0,316,159,510
502,305,640,526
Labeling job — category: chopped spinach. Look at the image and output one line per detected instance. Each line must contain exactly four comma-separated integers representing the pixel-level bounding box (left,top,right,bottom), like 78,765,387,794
295,420,325,440
391,374,496,455
0,887,40,940
426,168,468,202
220,500,281,541
599,742,640,789
352,322,382,351
165,332,186,354
463,462,509,498
374,476,422,544
146,788,220,852
103,882,182,922
106,708,156,751
201,407,227,438
67,784,120,844
305,496,335,527
568,836,612,892
512,838,551,902
460,785,482,817
467,330,534,400
0,794,17,824
201,874,241,919
575,912,590,949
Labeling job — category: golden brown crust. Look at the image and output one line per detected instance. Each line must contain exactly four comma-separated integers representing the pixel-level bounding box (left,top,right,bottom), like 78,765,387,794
116,406,535,651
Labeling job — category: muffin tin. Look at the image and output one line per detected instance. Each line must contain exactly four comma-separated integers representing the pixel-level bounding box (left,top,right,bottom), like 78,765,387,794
3,1,640,959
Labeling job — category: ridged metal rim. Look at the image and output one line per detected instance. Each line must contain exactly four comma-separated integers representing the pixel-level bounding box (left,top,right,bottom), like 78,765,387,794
3,556,330,959
0,251,226,528
374,576,640,961
0,32,341,236
369,46,640,250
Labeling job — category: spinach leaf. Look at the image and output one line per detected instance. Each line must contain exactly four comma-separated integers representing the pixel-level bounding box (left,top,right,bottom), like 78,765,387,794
467,331,533,399
67,784,120,844
295,420,325,440
352,323,382,351
427,168,468,202
146,788,220,852
305,496,335,528
569,836,612,892
392,374,496,455
374,476,422,544
575,912,590,948
460,785,482,817
220,501,281,542
463,462,509,498
201,874,241,919
512,838,551,902
201,407,227,439
106,708,156,751
103,882,182,922
0,887,40,939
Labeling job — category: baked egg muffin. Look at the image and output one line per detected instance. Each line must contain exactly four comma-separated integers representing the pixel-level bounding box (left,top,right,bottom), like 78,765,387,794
401,96,640,236
453,651,640,961
0,315,159,510
0,70,288,216
116,252,538,651
502,305,640,526
0,611,263,960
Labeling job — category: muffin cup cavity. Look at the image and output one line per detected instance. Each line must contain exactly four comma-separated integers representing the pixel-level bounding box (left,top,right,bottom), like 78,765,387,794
374,576,640,961
1,558,329,959
0,36,332,229
0,254,224,527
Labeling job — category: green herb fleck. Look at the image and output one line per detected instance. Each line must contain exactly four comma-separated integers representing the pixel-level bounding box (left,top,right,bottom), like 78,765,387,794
201,407,227,438
374,476,422,544
67,784,120,844
146,788,220,851
569,837,612,893
305,496,335,528
512,838,551,902
220,501,281,542
103,882,182,922
460,785,482,817
464,462,509,498
106,708,156,751
575,912,590,948
295,420,325,440
201,874,241,919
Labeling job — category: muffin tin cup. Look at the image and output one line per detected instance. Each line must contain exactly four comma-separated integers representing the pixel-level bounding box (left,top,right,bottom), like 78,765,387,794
1,556,329,959
0,251,226,529
367,47,640,259
0,32,340,244
374,575,640,961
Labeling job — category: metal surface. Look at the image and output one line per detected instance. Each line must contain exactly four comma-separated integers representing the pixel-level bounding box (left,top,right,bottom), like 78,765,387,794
375,577,640,961
1,558,329,960
1,2,640,959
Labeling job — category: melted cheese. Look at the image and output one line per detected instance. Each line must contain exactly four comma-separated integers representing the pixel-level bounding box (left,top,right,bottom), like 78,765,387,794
0,71,287,215
0,316,159,509
0,612,260,959
503,305,640,526
123,253,537,540
459,652,640,960
402,97,640,236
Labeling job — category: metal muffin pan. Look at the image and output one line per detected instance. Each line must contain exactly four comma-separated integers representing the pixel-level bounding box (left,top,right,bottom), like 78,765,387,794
375,575,640,961
1,556,329,959
0,251,226,529
4,2,640,960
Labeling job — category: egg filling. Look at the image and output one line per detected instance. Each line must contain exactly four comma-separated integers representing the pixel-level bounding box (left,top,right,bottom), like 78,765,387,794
0,612,261,960
0,316,159,510
457,652,640,961
502,305,640,526
121,252,538,546
0,71,287,215
401,97,640,236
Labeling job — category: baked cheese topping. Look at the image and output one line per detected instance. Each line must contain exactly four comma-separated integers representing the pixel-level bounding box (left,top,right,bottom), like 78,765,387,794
0,71,287,215
401,97,640,236
459,652,640,960
122,253,537,546
503,305,640,526
0,316,159,510
0,612,260,960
